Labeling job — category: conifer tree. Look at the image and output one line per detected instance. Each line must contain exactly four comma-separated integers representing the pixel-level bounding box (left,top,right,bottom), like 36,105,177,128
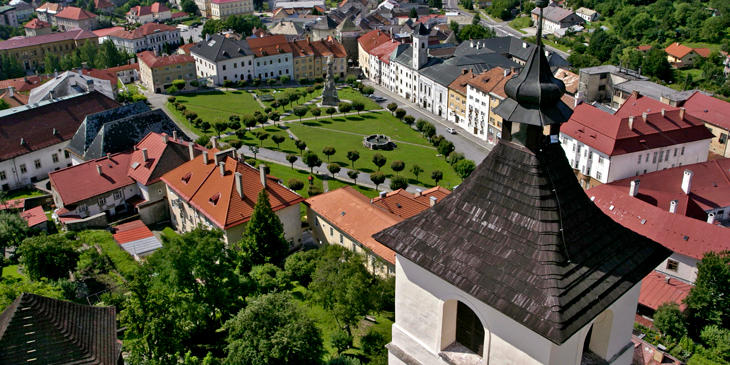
238,189,288,266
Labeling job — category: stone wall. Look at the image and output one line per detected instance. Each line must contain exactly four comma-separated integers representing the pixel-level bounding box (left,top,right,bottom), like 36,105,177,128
64,212,108,231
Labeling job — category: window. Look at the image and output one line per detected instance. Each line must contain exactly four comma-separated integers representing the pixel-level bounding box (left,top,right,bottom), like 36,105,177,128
340,234,343,243
34,159,41,169
329,227,333,236
666,259,679,272
19,164,26,174
681,147,685,155
598,85,605,91
222,65,226,71
653,152,657,163
52,153,59,163
456,302,485,356
721,133,728,144
596,171,602,180
637,155,641,164
78,204,87,212
114,191,122,200
658,152,663,163
665,150,670,161
674,148,678,157
0,171,5,181
98,197,106,206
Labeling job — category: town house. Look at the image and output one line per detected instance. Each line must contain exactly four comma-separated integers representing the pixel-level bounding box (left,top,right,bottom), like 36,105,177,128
190,34,255,85
108,23,181,55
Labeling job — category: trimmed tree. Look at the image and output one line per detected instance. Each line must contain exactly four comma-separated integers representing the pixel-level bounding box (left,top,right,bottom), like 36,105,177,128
213,120,228,137
303,151,322,174
243,114,257,130
351,100,365,115
310,106,321,120
295,140,307,155
390,160,405,175
255,131,269,146
327,163,341,178
287,178,304,192
248,145,259,160
403,115,415,125
286,153,298,169
276,96,289,111
394,108,406,121
271,135,285,149
280,75,290,84
322,146,336,161
387,103,398,115
238,189,289,265
326,107,337,119
431,170,443,185
372,153,387,172
347,170,359,183
346,150,360,169
410,164,423,182
437,139,455,159
293,105,308,121
454,159,476,180
338,102,352,116
370,171,386,190
390,175,409,190
267,78,277,88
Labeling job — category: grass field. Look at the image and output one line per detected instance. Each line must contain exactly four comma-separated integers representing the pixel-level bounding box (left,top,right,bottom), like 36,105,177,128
668,69,704,91
287,114,461,187
681,42,722,53
78,230,139,280
508,16,532,33
2,265,26,280
3,188,45,200
282,88,382,121
290,284,393,357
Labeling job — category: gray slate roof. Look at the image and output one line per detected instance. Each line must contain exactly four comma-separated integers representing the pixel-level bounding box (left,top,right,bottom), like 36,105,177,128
613,80,676,102
454,36,569,68
67,102,150,159
189,34,253,62
312,15,338,30
0,293,120,365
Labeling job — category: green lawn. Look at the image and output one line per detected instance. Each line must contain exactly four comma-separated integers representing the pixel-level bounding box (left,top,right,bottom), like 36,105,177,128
282,88,382,121
126,83,140,94
290,284,393,357
3,188,45,200
543,38,571,53
78,230,139,280
508,16,532,33
258,87,320,113
292,112,430,146
681,42,722,53
167,89,265,137
669,69,705,91
288,115,461,188
2,265,26,280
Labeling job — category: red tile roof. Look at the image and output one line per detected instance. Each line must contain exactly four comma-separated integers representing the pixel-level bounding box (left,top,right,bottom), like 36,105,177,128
247,35,292,57
112,220,153,244
467,67,514,95
562,103,714,156
289,37,346,59
94,0,114,9
127,2,170,16
368,39,400,63
36,2,63,12
109,23,178,40
55,6,97,20
171,11,188,18
588,183,730,260
614,93,678,118
665,42,710,59
639,271,692,311
0,28,98,51
0,92,120,161
553,68,578,94
176,43,195,55
137,50,194,68
682,91,730,130
448,70,476,96
81,67,118,84
49,151,135,205
0,198,24,210
24,19,51,29
107,63,139,72
92,26,124,38
19,206,47,227
127,132,205,185
636,45,652,52
161,153,304,229
358,29,391,53
603,158,730,216
693,47,711,58
305,186,400,264
0,90,29,107
371,186,450,219
0,75,51,92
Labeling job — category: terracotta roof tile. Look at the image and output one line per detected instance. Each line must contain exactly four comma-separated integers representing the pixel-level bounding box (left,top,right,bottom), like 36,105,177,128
305,186,399,264
466,67,513,95
448,69,476,96
49,151,135,205
553,68,578,94
664,42,710,59
24,18,51,29
137,50,194,68
162,153,304,229
109,23,177,40
112,220,153,244
614,93,678,118
0,198,24,210
371,186,451,219
94,0,114,8
357,29,391,53
19,206,47,227
0,75,50,92
92,26,124,38
0,90,29,107
639,271,692,311
127,2,169,16
107,62,139,72
682,91,730,130
0,28,97,51
56,6,97,20
127,132,205,185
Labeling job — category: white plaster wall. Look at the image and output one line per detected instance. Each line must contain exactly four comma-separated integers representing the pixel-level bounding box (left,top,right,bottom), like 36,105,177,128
392,256,639,365
465,85,489,141
432,83,448,119
253,54,293,80
0,142,74,191
193,53,254,85
57,183,139,217
655,253,699,284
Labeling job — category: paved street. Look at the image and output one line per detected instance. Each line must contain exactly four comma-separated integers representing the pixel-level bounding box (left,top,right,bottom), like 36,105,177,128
178,23,204,43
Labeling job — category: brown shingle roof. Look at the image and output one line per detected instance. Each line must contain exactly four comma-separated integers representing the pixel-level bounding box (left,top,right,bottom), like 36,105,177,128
0,90,29,107
466,67,514,95
0,92,120,162
0,293,120,365
161,153,304,229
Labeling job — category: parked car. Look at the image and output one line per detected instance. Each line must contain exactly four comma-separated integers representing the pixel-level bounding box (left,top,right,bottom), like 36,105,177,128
445,127,456,134
374,97,386,102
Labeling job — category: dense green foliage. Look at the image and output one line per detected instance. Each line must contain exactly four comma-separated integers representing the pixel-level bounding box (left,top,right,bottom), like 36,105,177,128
202,15,264,37
18,234,79,281
0,210,34,249
237,190,289,266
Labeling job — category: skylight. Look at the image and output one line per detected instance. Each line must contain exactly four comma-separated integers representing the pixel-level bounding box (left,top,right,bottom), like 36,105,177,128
181,172,192,184
131,162,140,170
209,192,221,205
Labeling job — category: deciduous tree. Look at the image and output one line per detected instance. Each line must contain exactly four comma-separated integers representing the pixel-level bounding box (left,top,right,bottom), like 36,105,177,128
18,234,79,281
286,153,298,169
372,153,387,171
327,163,341,178
322,146,336,161
370,171,385,190
454,159,476,180
303,151,322,174
346,150,360,169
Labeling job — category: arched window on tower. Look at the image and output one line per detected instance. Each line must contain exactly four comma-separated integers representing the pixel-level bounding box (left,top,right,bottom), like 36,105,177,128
421,42,425,48
456,301,485,356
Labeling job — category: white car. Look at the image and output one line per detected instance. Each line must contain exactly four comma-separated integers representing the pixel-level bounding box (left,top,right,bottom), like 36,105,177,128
445,127,456,134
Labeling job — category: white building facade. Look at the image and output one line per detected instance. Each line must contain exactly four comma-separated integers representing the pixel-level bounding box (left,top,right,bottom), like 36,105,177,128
253,52,293,80
0,143,74,191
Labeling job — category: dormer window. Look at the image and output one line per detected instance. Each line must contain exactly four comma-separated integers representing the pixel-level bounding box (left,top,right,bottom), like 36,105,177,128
209,192,221,205
181,172,192,184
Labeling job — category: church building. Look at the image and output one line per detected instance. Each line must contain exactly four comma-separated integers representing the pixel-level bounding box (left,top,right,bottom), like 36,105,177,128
372,2,672,364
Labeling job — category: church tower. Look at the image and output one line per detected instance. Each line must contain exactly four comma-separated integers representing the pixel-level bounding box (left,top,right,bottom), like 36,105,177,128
373,1,672,365
412,23,429,70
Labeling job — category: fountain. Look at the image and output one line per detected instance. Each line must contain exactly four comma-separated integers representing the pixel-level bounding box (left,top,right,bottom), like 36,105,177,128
363,134,397,150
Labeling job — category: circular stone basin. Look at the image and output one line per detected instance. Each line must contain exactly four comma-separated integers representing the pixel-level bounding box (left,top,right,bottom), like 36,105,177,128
363,134,397,150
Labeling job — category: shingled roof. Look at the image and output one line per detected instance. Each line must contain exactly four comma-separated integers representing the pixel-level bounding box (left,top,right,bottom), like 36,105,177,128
373,11,671,345
0,293,120,365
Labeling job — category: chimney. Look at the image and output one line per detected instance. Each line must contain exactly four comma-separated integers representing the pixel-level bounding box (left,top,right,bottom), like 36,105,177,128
161,133,168,144
235,171,244,198
106,153,111,160
8,86,13,97
219,161,225,176
173,130,178,141
202,151,209,165
642,112,648,121
54,70,58,78
628,116,634,130
415,188,422,196
681,169,693,194
77,67,82,76
259,164,267,188
379,191,386,198
81,61,88,70
661,108,666,117
631,90,639,99
707,213,716,224
211,136,218,149
430,196,437,206
188,142,195,161
96,164,102,175
142,148,148,161
679,107,686,120
669,200,678,214
86,79,94,93
503,68,510,77
629,179,640,197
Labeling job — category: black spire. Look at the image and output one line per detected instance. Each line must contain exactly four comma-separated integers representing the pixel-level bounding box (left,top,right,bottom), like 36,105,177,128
492,0,572,149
